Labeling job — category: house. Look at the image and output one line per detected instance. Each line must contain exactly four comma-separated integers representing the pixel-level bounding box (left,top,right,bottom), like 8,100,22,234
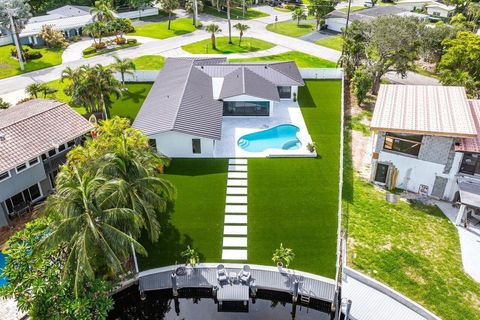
425,3,455,18
0,99,93,227
396,0,438,11
370,84,480,203
324,6,408,32
132,57,307,158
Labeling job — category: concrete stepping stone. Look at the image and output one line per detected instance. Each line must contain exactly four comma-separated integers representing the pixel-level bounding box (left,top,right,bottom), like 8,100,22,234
228,172,247,179
223,237,247,247
225,215,247,224
228,165,248,172
229,159,247,165
222,249,247,260
226,187,248,195
226,196,247,204
224,225,247,235
225,205,247,213
227,179,247,187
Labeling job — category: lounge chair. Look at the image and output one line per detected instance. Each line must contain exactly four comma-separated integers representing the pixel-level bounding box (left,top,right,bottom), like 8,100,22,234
217,264,228,284
238,265,251,284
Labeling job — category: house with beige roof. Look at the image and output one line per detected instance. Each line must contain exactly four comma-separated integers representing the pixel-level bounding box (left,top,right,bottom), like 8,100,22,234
370,85,480,205
0,99,93,227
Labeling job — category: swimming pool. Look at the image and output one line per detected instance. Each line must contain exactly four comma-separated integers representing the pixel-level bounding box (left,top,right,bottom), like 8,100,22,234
0,252,7,287
237,124,301,152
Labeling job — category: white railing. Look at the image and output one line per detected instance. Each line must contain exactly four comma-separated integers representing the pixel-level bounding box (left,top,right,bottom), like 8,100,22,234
113,70,159,82
117,8,159,19
299,68,343,79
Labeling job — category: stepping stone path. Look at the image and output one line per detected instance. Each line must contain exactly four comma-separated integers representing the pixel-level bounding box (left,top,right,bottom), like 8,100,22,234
222,159,248,261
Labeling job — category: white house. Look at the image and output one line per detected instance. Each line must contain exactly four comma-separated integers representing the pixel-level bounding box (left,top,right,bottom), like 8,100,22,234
370,85,480,202
425,3,455,18
396,0,437,11
132,58,304,158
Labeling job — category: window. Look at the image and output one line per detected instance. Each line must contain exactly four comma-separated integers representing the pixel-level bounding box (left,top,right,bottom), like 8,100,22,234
0,171,10,182
432,11,440,16
48,149,56,157
4,183,42,214
459,153,480,175
383,133,422,156
67,140,75,148
192,139,201,154
41,154,47,161
149,139,157,150
374,163,389,184
58,144,66,152
277,86,292,99
223,101,270,116
28,157,39,166
16,163,27,173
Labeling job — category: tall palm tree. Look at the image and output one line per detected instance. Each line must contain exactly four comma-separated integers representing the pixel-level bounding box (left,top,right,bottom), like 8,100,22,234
292,7,306,27
206,24,221,50
112,56,136,87
90,0,116,22
159,0,179,30
38,165,147,296
226,0,232,44
25,82,44,98
233,23,249,46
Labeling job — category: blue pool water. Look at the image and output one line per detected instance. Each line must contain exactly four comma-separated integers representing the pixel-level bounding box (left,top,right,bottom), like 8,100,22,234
237,124,301,152
0,252,7,287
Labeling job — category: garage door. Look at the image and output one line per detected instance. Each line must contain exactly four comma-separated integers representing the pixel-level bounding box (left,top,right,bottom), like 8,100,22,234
326,18,346,33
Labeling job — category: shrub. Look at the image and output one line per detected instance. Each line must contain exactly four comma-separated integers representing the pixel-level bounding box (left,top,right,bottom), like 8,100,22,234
10,47,43,60
17,96,34,104
82,47,96,55
115,37,126,45
92,41,107,49
127,38,137,45
352,66,373,106
70,35,81,42
38,24,69,49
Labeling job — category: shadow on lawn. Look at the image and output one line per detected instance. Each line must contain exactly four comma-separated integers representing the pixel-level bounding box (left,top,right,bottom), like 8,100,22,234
165,158,228,176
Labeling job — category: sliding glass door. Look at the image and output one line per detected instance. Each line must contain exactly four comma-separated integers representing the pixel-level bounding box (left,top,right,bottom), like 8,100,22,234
223,101,270,116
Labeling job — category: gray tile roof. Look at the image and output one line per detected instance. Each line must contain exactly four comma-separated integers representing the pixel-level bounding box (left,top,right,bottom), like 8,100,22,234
133,58,304,140
0,99,93,173
326,6,407,21
46,5,91,17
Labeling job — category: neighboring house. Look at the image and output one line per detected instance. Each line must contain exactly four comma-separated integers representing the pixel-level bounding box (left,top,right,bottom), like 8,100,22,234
370,84,480,203
0,5,158,46
324,6,408,32
396,0,437,11
133,57,305,158
0,99,93,227
425,3,455,18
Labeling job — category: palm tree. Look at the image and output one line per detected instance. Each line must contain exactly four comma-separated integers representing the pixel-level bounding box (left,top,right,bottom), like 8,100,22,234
90,0,116,22
233,23,249,46
226,0,232,44
206,24,222,50
112,56,136,87
25,82,44,98
292,7,306,26
159,0,179,30
38,165,147,296
83,21,108,46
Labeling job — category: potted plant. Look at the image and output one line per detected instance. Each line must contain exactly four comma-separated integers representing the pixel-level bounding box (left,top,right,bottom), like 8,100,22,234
181,245,199,268
306,141,317,153
293,92,297,102
272,243,294,271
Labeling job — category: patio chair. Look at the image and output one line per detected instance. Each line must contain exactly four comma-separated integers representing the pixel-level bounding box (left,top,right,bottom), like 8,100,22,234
217,264,228,284
237,265,251,284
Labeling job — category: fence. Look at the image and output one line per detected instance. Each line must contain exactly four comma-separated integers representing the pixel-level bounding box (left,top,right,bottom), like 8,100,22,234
113,70,159,82
117,7,159,19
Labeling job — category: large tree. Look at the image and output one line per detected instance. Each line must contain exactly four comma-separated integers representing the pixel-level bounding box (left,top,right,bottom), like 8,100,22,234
292,7,307,27
159,0,179,30
308,0,337,31
419,22,456,66
341,16,423,94
438,31,480,97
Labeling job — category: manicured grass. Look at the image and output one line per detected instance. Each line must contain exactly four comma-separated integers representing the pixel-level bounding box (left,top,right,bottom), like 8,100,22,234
182,37,275,54
46,79,152,119
138,159,228,270
274,7,292,12
229,51,337,68
315,35,343,51
0,45,64,79
132,55,165,70
345,178,480,320
127,18,198,39
82,42,140,58
204,6,268,20
248,80,342,277
339,6,365,12
266,21,316,38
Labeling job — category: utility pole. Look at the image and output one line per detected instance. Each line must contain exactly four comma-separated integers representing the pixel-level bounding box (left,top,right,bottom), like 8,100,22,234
227,0,232,44
339,0,352,68
193,0,199,27
7,10,24,71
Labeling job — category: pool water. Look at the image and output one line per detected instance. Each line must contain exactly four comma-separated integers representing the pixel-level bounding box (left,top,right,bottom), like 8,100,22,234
237,124,301,153
0,252,7,287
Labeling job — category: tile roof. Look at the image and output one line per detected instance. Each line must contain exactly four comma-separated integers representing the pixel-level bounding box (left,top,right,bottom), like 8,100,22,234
370,85,477,138
0,99,93,173
326,6,407,21
218,67,280,101
456,100,480,153
47,5,91,17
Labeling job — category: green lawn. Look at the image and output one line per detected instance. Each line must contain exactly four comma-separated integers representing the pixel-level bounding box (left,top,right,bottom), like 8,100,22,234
248,80,342,277
127,18,198,39
82,42,140,58
266,21,316,38
315,35,343,51
182,37,275,54
46,79,152,119
229,51,336,68
138,159,228,270
273,7,292,12
204,6,268,20
132,55,165,70
0,45,64,79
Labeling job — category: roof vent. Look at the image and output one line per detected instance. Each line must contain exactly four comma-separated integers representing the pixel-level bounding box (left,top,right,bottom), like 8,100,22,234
0,132,5,141
201,66,204,69
264,66,268,69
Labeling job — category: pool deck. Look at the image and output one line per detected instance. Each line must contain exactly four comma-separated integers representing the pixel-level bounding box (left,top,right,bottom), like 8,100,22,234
214,101,316,158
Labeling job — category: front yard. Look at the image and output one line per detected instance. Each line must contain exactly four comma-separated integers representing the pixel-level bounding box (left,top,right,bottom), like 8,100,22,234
229,50,336,68
316,35,343,51
127,18,198,39
132,55,165,70
204,6,268,20
182,37,275,54
0,45,64,79
266,21,316,38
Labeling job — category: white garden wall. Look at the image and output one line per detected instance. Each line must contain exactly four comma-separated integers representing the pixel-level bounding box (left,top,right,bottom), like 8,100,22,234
117,8,159,19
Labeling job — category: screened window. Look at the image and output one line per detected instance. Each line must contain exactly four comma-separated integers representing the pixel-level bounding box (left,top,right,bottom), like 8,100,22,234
4,183,42,214
223,101,270,116
277,86,292,99
0,171,10,182
58,144,66,152
28,157,39,166
149,139,157,150
192,139,201,154
16,163,27,173
383,133,422,156
48,149,56,157
67,140,75,148
459,153,480,175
